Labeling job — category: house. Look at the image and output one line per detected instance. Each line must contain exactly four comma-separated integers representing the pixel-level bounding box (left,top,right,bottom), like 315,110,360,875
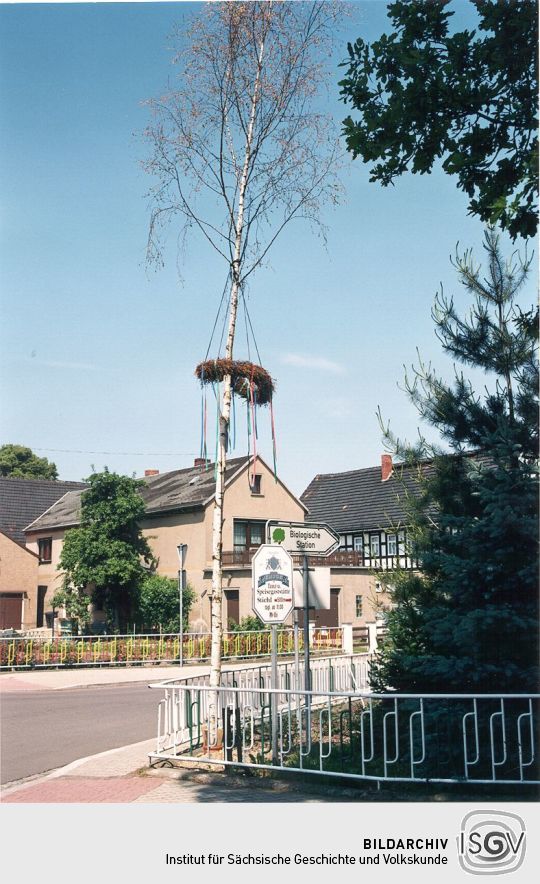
299,455,428,629
24,456,307,631
0,477,87,629
0,532,39,630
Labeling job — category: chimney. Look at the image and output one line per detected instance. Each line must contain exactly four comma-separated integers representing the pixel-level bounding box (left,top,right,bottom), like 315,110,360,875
145,469,159,477
381,454,393,482
193,457,206,469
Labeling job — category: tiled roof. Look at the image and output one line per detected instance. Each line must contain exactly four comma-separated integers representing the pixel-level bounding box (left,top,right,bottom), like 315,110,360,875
300,462,434,533
0,477,88,544
24,457,252,533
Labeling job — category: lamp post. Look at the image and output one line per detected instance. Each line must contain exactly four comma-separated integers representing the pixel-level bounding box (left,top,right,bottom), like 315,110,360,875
176,544,187,669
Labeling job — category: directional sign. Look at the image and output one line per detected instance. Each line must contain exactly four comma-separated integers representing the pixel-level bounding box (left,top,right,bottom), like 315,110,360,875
266,521,339,557
252,544,294,624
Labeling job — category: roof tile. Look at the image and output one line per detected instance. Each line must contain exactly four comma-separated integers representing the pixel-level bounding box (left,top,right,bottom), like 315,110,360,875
0,478,88,543
24,457,250,532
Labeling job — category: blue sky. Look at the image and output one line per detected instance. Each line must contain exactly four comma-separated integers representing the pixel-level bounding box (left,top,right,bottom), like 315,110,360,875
1,1,537,495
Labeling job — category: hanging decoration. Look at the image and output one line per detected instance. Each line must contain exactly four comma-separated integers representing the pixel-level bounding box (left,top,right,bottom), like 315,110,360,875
199,364,208,468
195,358,278,486
195,359,274,404
196,282,278,486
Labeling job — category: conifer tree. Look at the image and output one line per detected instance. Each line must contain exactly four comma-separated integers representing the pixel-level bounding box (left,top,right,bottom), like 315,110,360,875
372,228,538,693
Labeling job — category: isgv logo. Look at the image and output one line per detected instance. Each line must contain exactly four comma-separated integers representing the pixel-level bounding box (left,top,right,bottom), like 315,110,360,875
458,811,526,875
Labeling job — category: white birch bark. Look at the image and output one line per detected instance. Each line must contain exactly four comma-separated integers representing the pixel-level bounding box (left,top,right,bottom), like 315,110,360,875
207,32,266,735
144,1,343,741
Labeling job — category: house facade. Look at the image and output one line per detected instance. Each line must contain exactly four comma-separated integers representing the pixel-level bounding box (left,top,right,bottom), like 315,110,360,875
24,456,306,631
0,477,87,630
300,454,424,629
0,531,39,630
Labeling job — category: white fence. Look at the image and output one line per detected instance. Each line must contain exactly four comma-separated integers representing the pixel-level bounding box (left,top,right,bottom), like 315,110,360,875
150,654,370,755
149,663,539,786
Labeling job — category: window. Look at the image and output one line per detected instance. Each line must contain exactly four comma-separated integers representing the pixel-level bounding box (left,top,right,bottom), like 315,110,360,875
250,474,262,495
387,534,397,556
370,534,380,556
355,595,363,617
340,534,362,552
38,537,52,564
233,520,265,552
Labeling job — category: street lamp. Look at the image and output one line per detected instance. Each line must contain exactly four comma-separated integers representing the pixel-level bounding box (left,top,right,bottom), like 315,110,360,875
176,544,187,668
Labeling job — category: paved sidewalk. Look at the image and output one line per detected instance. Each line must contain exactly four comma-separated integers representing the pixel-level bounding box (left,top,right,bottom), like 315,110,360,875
0,654,284,693
0,663,208,692
1,736,368,804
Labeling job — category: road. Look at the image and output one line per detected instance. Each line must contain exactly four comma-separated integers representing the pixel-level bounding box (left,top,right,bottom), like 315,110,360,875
1,682,159,784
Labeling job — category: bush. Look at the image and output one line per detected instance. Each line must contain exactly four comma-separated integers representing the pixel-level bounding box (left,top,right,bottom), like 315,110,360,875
228,615,265,633
134,574,195,633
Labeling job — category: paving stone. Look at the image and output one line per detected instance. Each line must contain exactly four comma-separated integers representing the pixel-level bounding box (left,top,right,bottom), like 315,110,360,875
2,776,160,803
132,780,323,803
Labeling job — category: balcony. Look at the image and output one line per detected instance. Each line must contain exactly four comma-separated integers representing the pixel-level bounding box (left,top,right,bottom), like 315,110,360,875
222,549,259,567
221,548,366,569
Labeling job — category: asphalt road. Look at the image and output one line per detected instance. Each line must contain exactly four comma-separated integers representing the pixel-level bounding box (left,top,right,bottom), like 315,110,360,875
1,683,160,784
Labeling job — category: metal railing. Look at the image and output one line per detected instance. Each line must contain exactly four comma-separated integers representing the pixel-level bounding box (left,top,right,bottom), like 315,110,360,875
0,627,345,670
149,678,539,787
222,549,417,570
150,653,371,756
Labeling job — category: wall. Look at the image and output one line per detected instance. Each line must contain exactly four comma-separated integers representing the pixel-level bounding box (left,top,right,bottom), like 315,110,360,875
221,458,305,550
0,531,39,629
207,458,306,629
329,568,391,627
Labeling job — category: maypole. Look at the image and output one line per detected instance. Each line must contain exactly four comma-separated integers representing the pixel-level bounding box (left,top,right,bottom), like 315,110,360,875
201,21,267,738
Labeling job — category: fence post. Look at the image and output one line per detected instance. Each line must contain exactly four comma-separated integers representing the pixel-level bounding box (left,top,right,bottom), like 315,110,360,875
367,623,378,654
341,623,353,655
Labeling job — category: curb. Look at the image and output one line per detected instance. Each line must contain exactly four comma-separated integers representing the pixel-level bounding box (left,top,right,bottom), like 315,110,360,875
1,738,155,797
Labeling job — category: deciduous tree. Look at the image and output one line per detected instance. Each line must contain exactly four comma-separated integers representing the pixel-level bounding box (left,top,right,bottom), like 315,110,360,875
339,0,538,239
0,444,58,480
59,470,155,630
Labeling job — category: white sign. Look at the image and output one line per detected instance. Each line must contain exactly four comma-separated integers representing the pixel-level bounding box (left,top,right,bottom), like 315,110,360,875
267,521,339,557
293,567,330,610
252,544,294,624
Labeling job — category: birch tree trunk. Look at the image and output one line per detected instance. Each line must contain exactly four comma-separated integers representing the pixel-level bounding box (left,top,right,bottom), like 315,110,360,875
208,33,266,733
143,0,343,740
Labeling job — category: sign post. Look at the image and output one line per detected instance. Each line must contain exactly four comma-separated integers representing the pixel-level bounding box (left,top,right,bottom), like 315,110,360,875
176,544,187,669
251,544,294,764
266,521,339,721
302,551,311,741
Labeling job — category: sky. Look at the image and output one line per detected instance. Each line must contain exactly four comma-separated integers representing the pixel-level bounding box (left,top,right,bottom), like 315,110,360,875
1,0,537,496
